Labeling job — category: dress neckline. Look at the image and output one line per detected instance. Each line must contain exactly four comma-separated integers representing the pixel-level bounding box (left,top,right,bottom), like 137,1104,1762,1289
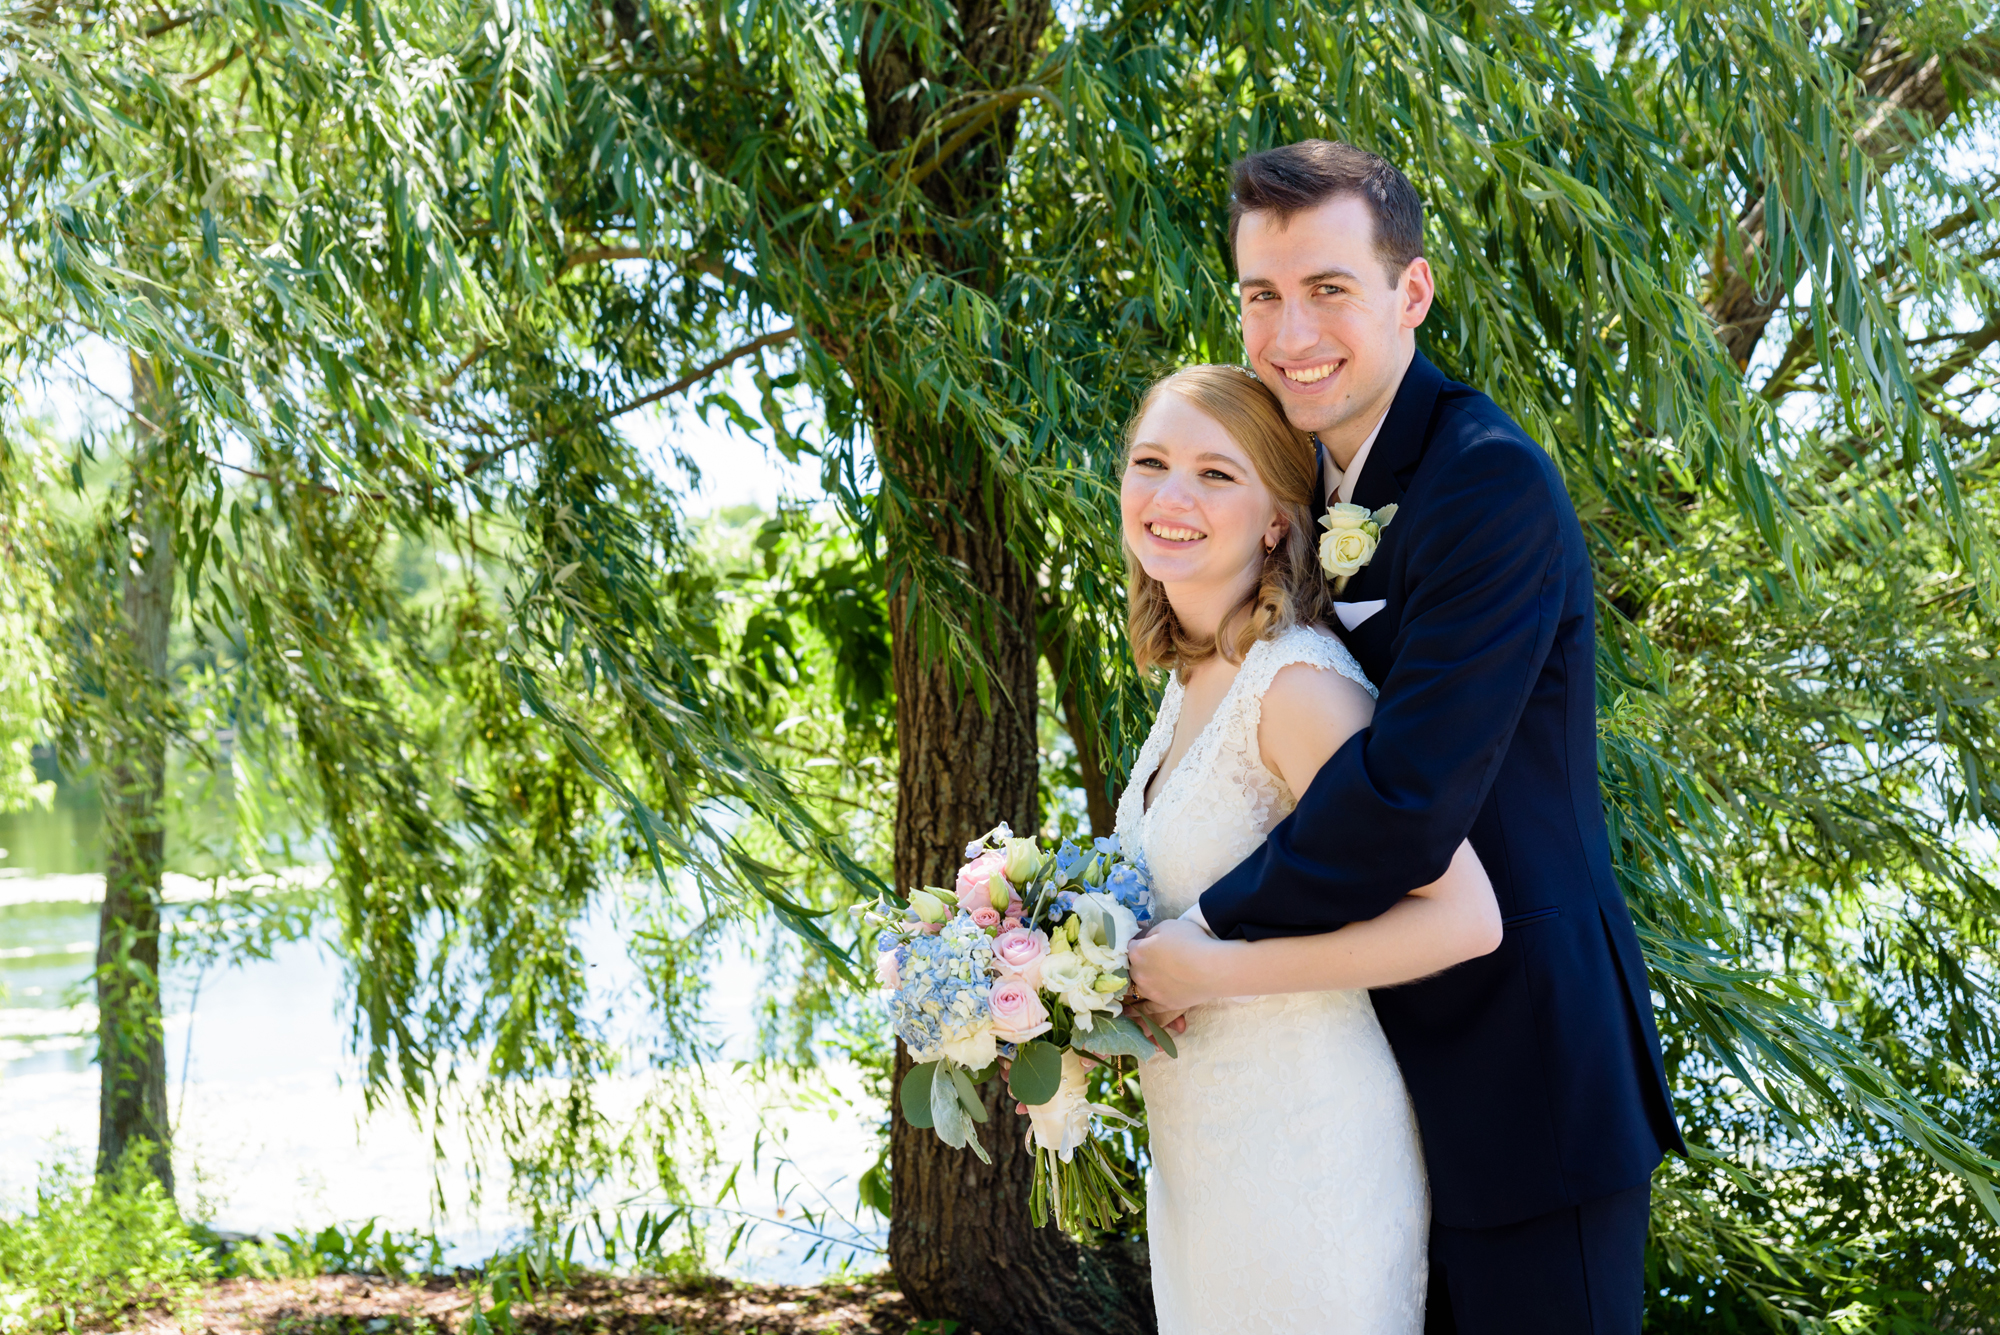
1138,637,1273,818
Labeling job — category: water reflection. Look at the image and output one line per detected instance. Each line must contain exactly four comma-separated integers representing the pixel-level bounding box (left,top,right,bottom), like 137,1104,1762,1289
0,803,887,1280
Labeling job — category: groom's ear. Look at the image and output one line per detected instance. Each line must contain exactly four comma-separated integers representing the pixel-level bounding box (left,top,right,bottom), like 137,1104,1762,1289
1398,258,1436,329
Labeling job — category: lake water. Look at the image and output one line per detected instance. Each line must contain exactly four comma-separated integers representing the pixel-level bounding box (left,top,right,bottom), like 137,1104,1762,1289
0,802,887,1279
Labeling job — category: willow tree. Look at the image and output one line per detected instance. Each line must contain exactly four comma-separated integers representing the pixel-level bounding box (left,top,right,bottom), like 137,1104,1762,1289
0,0,763,1216
8,0,2000,1331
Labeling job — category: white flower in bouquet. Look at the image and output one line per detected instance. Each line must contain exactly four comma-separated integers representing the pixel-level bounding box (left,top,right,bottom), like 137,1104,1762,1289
939,988,998,1068
1002,836,1044,884
941,1019,998,1069
1041,949,1120,1032
1025,1050,1094,1161
1073,892,1140,973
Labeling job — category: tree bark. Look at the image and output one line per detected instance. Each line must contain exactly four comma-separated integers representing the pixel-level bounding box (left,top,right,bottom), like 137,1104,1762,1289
95,350,176,1196
1041,606,1118,839
1057,675,1117,840
883,442,1153,1334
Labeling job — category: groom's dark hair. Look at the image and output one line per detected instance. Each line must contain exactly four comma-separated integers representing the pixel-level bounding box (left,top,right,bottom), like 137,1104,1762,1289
1229,140,1424,281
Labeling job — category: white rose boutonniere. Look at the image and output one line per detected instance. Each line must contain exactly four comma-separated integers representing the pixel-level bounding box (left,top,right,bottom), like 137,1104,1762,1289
1318,501,1399,594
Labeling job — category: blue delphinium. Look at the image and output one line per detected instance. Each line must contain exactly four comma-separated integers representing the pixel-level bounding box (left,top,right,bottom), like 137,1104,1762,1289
1103,863,1154,924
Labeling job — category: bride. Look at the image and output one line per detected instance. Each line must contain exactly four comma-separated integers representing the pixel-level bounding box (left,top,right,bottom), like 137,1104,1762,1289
1116,365,1502,1334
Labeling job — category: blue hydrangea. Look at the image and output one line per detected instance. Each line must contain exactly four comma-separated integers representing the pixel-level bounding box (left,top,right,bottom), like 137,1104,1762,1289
1053,840,1085,883
886,915,996,1061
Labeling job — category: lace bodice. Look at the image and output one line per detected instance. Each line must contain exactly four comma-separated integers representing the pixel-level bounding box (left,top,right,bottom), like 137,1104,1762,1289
1116,622,1375,919
1117,621,1429,1334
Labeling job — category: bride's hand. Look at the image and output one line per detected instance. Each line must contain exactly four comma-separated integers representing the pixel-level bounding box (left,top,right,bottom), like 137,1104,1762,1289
1128,918,1240,1011
1123,999,1189,1051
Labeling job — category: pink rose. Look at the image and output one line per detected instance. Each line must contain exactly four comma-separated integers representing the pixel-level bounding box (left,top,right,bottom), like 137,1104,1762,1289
875,949,901,990
988,977,1053,1044
1001,917,1022,933
971,906,1001,929
954,850,1009,913
992,927,1051,990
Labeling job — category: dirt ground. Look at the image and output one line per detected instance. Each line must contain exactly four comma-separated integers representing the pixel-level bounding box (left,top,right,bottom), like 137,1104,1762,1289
125,1273,933,1335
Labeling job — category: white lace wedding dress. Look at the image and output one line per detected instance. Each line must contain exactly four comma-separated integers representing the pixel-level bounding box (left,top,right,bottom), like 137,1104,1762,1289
1117,622,1429,1334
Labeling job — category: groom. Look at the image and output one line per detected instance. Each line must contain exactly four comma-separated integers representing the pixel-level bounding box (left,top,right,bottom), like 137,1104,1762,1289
1194,140,1684,1332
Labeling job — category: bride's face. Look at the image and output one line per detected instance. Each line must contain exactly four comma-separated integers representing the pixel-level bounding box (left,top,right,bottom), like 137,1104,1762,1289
1121,391,1285,599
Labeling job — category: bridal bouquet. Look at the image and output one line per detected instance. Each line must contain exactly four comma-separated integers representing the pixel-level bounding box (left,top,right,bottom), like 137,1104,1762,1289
865,823,1173,1232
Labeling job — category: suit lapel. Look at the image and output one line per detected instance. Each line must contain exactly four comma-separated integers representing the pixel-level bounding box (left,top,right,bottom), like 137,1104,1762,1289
1332,353,1446,663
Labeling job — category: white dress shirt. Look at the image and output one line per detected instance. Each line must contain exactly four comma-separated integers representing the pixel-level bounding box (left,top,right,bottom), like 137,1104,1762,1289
1325,409,1390,506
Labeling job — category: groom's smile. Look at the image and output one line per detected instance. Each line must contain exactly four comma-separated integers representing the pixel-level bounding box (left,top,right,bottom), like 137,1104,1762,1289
1277,357,1347,389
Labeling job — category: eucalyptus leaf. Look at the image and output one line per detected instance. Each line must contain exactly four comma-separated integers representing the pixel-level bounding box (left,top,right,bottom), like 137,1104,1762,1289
930,1060,972,1149
949,1065,989,1124
1136,1013,1179,1060
901,1061,939,1129
1008,1040,1065,1107
1075,1014,1163,1062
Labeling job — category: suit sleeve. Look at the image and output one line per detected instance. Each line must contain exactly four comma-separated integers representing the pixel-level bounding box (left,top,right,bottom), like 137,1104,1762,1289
1199,434,1569,940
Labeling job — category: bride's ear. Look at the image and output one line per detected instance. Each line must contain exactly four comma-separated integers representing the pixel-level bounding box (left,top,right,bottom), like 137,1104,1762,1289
1263,514,1287,553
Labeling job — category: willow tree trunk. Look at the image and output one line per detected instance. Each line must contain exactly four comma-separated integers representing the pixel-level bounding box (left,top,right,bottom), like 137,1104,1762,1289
881,444,1153,1334
94,350,176,1195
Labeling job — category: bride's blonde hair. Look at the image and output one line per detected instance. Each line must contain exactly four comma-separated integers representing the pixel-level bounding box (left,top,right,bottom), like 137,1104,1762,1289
1125,365,1333,679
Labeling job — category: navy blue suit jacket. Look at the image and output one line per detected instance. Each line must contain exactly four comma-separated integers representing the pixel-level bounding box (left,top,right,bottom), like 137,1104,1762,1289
1199,351,1684,1230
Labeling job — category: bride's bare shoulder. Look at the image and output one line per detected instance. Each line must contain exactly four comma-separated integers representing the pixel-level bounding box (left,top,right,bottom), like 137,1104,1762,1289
1255,630,1374,791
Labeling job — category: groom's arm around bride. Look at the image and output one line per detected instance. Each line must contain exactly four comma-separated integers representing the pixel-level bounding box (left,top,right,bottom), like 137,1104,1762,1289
1194,140,1685,1334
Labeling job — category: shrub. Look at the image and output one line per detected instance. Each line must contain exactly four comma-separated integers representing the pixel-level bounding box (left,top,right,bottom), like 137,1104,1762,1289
0,1149,213,1333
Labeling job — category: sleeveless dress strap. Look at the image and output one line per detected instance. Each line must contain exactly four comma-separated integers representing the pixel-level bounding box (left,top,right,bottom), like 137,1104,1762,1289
1222,624,1376,749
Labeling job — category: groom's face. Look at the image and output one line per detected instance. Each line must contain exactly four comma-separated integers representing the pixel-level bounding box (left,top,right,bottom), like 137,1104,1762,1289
1236,195,1433,444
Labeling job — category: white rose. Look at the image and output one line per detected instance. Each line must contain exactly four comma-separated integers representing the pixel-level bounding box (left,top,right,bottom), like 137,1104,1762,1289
1073,892,1140,974
1320,525,1379,578
1024,1050,1095,1161
1321,501,1372,531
